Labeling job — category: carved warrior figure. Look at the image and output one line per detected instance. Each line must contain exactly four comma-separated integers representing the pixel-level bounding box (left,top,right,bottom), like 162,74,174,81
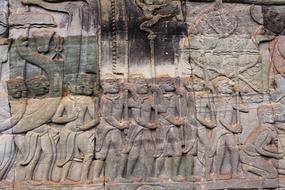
197,76,242,180
122,74,157,181
52,73,99,184
180,79,199,181
153,75,186,181
240,103,285,179
135,0,184,39
94,74,128,182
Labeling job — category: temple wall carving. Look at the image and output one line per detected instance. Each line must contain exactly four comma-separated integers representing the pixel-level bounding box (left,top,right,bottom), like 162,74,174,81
1,0,285,189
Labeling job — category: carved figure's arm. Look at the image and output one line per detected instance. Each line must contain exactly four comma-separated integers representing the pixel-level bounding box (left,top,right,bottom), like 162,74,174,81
164,114,183,126
255,131,283,159
128,97,140,108
196,114,217,129
101,97,124,129
220,119,242,133
80,100,100,130
52,100,76,124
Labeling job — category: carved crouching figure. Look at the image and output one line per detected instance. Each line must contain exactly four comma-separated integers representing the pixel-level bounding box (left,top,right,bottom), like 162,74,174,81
122,74,157,181
240,104,284,179
153,75,186,181
52,73,99,184
94,74,128,182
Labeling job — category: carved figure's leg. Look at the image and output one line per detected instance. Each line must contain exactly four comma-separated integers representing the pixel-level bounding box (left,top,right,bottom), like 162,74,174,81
77,133,94,184
240,151,278,179
205,156,213,181
60,162,72,183
155,157,165,178
214,136,226,177
94,133,111,181
225,135,240,177
184,154,194,181
143,142,155,180
126,143,140,177
25,143,41,180
40,134,54,181
93,160,105,181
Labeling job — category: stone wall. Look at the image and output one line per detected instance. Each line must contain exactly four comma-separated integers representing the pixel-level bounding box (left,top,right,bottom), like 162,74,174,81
1,0,285,189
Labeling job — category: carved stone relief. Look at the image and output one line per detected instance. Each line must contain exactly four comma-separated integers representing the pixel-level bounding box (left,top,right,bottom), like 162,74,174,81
1,0,285,190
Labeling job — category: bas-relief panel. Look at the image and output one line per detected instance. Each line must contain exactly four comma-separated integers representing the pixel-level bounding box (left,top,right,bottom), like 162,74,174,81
1,0,285,189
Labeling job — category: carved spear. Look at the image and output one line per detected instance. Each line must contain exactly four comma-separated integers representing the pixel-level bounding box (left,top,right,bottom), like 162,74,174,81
110,0,129,136
234,55,242,146
23,4,31,80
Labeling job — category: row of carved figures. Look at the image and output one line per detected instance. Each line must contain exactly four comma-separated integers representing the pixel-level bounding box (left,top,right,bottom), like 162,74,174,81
0,73,284,184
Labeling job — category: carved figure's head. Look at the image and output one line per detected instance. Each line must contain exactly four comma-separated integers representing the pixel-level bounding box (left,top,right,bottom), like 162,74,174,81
6,77,27,99
212,76,235,94
129,74,148,94
157,75,176,92
76,73,94,96
102,74,120,94
26,75,50,97
257,104,275,124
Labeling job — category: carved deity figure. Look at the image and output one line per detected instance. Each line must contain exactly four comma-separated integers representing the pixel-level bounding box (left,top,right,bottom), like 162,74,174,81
94,74,128,182
196,76,241,180
52,73,99,184
135,0,184,39
240,104,285,179
122,74,157,181
153,75,186,181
